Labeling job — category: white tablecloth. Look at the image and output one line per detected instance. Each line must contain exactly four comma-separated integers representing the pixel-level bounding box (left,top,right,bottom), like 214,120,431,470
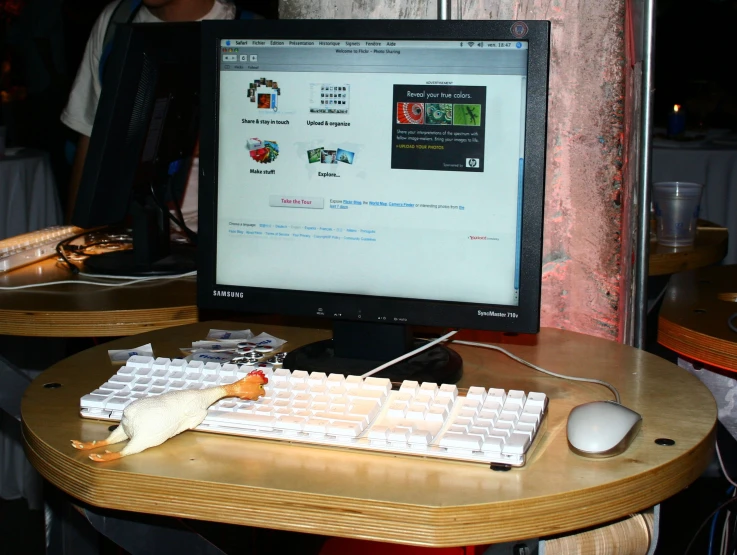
0,148,62,241
653,144,737,264
0,148,61,509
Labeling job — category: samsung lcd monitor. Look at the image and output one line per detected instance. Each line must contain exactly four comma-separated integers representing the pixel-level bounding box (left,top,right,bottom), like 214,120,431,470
71,22,201,276
198,19,550,383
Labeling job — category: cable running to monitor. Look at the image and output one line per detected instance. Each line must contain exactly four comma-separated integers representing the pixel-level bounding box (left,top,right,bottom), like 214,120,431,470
0,271,196,290
360,333,621,404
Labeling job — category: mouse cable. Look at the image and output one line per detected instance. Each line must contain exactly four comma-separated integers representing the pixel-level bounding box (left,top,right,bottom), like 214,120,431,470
0,271,197,290
451,340,621,404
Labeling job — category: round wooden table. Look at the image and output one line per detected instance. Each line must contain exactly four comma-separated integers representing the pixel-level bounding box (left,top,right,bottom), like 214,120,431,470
22,321,716,547
649,222,728,276
659,264,737,372
0,258,197,337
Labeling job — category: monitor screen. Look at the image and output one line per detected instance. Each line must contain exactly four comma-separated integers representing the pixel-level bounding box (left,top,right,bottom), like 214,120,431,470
198,20,550,382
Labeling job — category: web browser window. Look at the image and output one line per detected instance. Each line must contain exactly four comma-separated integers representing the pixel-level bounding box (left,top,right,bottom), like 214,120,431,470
216,39,528,306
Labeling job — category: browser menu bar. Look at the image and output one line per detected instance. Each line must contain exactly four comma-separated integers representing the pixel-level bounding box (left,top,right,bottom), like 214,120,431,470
220,40,528,50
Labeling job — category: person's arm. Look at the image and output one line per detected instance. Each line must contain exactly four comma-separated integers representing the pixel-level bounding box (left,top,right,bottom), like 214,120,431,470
66,134,90,223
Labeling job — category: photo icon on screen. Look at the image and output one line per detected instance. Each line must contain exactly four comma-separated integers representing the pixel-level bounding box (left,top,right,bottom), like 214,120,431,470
396,102,424,125
247,139,279,164
337,149,355,164
309,83,350,114
307,147,323,164
454,104,482,126
257,93,272,110
425,103,453,125
321,150,337,164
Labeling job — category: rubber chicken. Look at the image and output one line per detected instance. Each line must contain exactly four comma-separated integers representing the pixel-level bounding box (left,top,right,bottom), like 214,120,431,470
71,370,268,462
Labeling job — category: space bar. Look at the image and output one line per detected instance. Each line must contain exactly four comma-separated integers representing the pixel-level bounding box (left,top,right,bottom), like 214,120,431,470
206,411,274,430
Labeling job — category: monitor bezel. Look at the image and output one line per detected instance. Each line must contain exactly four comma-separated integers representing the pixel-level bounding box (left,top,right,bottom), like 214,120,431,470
199,19,550,333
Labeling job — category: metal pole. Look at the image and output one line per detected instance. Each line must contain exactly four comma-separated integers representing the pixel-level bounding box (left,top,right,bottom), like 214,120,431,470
634,0,656,349
437,0,450,20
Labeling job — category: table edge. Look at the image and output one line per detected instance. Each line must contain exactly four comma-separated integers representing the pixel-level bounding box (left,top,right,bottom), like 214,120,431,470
22,417,716,546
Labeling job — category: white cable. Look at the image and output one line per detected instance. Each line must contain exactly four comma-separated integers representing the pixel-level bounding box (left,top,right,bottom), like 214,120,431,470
0,271,197,290
717,441,737,489
721,518,727,555
78,271,196,281
359,330,459,379
451,339,622,404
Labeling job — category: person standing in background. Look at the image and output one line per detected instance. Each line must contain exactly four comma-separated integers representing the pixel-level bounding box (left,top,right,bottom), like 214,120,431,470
60,0,243,224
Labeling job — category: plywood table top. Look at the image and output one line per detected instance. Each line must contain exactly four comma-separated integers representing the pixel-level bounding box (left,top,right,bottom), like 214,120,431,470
659,264,737,373
0,259,197,336
23,322,716,547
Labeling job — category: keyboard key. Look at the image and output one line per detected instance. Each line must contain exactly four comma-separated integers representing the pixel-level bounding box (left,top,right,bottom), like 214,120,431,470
152,358,171,371
344,375,363,390
487,388,506,404
526,392,547,408
328,421,364,437
437,383,458,400
326,374,345,388
408,430,432,446
364,377,392,394
399,380,420,395
80,394,108,408
368,426,390,441
503,432,531,455
275,415,307,432
304,418,329,435
439,433,481,451
466,386,487,402
127,356,154,368
387,402,407,418
308,372,328,386
419,382,438,397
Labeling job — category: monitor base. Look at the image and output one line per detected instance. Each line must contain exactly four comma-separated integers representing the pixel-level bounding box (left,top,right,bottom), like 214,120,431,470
283,339,463,384
82,244,197,277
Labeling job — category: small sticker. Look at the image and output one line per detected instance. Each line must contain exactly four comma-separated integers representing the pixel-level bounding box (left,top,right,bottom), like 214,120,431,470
511,21,529,39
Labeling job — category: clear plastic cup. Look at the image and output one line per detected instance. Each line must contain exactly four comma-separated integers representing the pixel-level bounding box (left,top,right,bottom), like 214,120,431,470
652,181,703,247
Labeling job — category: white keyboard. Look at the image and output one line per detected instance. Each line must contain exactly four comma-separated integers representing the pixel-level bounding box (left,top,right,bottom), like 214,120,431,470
0,226,83,272
80,355,548,467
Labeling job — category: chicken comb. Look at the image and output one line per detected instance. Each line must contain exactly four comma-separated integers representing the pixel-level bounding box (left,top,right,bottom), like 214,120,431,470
247,369,268,383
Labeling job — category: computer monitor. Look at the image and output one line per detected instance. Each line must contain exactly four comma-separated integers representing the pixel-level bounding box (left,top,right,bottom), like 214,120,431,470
198,20,550,383
71,22,201,276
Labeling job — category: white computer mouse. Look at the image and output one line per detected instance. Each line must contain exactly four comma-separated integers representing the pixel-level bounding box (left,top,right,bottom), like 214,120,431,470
567,400,642,458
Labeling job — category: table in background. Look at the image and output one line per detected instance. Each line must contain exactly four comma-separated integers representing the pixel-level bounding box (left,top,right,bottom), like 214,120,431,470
649,221,728,276
653,141,737,264
22,321,716,547
658,264,737,372
0,149,62,241
0,258,197,337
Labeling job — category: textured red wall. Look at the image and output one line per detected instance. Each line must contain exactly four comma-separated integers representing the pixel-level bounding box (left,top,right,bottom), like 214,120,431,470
280,0,629,341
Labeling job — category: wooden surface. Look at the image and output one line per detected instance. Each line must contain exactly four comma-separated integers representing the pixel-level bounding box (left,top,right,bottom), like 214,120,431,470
0,259,197,336
23,321,716,547
648,222,728,276
659,265,737,372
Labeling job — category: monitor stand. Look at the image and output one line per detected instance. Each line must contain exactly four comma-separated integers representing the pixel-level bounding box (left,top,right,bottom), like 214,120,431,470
82,195,197,277
283,321,463,384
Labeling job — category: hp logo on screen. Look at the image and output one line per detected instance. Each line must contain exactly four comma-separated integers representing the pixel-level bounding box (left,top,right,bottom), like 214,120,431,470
466,158,479,168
